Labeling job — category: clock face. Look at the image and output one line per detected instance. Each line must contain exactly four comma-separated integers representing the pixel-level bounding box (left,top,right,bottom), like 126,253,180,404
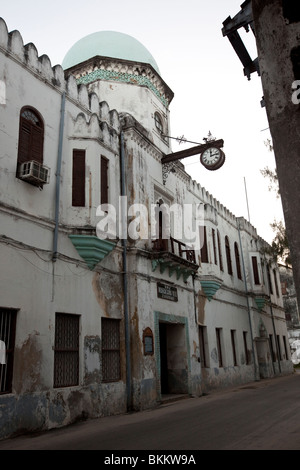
200,147,225,170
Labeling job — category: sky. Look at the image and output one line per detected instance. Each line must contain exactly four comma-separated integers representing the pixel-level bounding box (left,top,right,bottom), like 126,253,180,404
0,0,284,243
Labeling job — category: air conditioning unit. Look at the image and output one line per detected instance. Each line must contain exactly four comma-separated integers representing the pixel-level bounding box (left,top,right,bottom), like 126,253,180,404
19,160,50,187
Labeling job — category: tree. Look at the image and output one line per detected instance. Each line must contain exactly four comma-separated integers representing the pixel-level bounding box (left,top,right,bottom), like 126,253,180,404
261,140,291,266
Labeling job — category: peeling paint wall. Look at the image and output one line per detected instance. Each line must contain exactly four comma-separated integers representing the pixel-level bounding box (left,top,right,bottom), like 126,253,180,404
0,14,294,441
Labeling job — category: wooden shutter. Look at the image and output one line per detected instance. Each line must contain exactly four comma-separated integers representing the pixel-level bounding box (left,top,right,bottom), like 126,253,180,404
18,118,31,164
217,231,224,271
200,226,209,263
18,110,44,165
101,156,109,205
251,256,260,285
212,229,217,265
30,125,43,163
225,236,233,275
54,313,79,388
72,150,86,207
235,243,242,280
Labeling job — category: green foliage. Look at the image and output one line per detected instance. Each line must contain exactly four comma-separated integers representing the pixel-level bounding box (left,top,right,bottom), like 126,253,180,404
260,166,280,197
266,220,291,266
261,139,291,265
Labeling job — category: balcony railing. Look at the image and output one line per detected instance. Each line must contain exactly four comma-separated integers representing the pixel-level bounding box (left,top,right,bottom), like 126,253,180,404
152,236,196,264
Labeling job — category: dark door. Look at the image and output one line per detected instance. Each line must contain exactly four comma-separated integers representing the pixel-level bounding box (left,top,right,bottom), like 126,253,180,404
159,323,169,394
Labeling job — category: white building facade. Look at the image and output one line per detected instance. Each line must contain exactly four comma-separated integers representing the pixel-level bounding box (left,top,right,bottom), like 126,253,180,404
0,18,293,440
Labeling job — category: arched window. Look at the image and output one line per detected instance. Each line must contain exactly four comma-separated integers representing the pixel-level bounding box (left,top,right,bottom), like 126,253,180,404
154,112,163,134
273,268,280,296
153,199,168,251
234,242,242,280
217,230,223,271
17,107,44,170
225,236,233,275
200,226,209,263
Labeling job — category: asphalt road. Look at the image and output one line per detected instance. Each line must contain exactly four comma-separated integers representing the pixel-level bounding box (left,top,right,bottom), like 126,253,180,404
1,372,300,451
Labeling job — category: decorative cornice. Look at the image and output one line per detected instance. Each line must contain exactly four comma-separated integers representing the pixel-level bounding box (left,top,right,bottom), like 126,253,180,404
151,251,198,282
69,235,116,270
200,275,223,301
122,127,163,163
254,295,269,311
67,57,174,107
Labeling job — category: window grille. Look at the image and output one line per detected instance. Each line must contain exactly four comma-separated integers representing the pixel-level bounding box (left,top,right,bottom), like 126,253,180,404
102,318,121,382
54,313,79,388
0,309,17,394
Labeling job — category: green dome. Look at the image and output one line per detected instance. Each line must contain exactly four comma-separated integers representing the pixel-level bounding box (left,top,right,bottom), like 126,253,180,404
62,31,160,73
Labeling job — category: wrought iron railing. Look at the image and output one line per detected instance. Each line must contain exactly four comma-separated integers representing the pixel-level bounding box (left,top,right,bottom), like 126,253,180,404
152,236,196,264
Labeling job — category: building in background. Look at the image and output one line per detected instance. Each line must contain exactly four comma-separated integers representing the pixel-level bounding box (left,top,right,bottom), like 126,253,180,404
0,18,293,440
279,265,300,363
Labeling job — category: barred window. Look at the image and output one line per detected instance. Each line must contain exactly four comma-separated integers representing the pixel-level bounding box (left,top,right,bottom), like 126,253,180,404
54,313,80,388
102,318,121,383
0,308,17,394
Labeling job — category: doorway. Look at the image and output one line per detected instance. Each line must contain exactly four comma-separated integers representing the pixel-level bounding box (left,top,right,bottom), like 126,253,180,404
158,321,188,395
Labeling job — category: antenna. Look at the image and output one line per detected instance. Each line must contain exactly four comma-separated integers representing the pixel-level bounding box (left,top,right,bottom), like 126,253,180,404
244,177,251,222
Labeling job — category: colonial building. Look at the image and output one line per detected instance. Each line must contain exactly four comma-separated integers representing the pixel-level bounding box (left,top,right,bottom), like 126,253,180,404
279,264,300,363
0,18,293,440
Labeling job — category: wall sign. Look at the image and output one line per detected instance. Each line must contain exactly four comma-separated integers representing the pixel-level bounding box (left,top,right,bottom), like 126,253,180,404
143,328,154,356
157,283,178,302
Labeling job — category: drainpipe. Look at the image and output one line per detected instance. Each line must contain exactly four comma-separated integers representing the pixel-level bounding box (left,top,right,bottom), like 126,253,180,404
53,91,66,262
237,220,260,381
120,131,132,411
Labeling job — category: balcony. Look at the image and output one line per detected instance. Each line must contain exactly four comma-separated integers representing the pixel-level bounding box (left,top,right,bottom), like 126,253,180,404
151,237,199,282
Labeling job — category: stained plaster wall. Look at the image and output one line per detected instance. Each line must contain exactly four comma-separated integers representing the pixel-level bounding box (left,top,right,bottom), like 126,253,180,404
0,15,294,438
121,110,292,397
0,18,127,439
